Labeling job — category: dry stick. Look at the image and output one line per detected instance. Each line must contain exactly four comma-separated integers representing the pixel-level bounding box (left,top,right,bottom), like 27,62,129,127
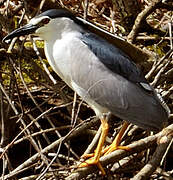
14,125,72,146
71,92,77,127
160,138,173,166
0,82,52,176
0,82,6,180
58,0,65,8
2,156,5,180
32,38,57,85
35,141,62,180
83,125,102,156
151,60,170,87
111,154,144,175
110,7,117,34
19,115,44,154
0,117,99,180
164,66,173,79
16,112,51,170
83,0,88,20
0,106,57,161
151,20,173,87
4,153,14,179
0,107,57,179
5,7,26,53
36,0,46,16
27,113,50,152
162,86,173,99
8,163,38,180
25,91,59,114
10,1,24,16
15,62,55,160
0,82,5,146
0,82,18,115
127,0,162,43
136,36,173,41
9,56,51,145
131,130,173,180
65,124,173,180
2,154,15,180
145,48,173,80
19,69,51,144
19,175,39,180
168,22,173,49
155,167,173,179
49,152,75,161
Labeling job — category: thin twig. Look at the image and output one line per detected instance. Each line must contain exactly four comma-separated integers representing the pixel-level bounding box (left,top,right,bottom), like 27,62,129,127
0,117,99,180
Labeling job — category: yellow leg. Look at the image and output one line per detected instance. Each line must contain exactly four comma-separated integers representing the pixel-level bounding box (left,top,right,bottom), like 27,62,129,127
103,121,130,155
78,117,109,175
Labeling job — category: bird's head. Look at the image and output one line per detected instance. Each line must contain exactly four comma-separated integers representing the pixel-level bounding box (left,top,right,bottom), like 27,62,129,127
3,9,80,42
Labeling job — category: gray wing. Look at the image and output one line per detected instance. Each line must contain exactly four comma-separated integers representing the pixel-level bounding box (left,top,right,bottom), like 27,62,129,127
70,33,168,131
80,33,149,86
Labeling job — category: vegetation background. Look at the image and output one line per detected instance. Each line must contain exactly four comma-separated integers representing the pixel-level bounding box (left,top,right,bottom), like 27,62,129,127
0,0,172,179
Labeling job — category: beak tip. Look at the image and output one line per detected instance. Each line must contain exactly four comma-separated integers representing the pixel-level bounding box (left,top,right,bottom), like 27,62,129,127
2,24,37,43
2,35,11,43
2,39,7,43
2,37,7,43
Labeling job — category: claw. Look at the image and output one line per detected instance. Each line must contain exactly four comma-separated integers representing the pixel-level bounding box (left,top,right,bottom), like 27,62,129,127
78,158,106,175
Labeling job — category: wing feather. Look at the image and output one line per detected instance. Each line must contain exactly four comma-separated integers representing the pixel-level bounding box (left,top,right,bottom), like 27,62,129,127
80,33,149,85
69,33,167,130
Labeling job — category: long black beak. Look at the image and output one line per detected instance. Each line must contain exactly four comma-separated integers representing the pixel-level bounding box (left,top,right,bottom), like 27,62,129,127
2,24,38,42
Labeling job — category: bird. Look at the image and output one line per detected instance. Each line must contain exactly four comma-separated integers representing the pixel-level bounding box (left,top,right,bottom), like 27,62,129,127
3,8,169,175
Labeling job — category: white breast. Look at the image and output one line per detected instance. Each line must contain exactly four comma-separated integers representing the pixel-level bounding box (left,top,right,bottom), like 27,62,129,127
44,31,80,86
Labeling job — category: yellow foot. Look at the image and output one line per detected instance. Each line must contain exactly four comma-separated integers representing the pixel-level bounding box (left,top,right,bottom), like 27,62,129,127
103,145,131,155
78,116,109,175
78,157,106,175
81,153,95,159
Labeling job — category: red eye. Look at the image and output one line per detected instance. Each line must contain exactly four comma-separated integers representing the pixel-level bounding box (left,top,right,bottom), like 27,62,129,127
42,18,50,24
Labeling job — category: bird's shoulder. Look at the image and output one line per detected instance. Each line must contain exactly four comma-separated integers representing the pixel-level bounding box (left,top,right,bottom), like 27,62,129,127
79,32,152,91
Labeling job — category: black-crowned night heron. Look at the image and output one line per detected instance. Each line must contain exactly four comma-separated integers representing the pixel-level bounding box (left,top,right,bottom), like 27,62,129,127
3,9,169,175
